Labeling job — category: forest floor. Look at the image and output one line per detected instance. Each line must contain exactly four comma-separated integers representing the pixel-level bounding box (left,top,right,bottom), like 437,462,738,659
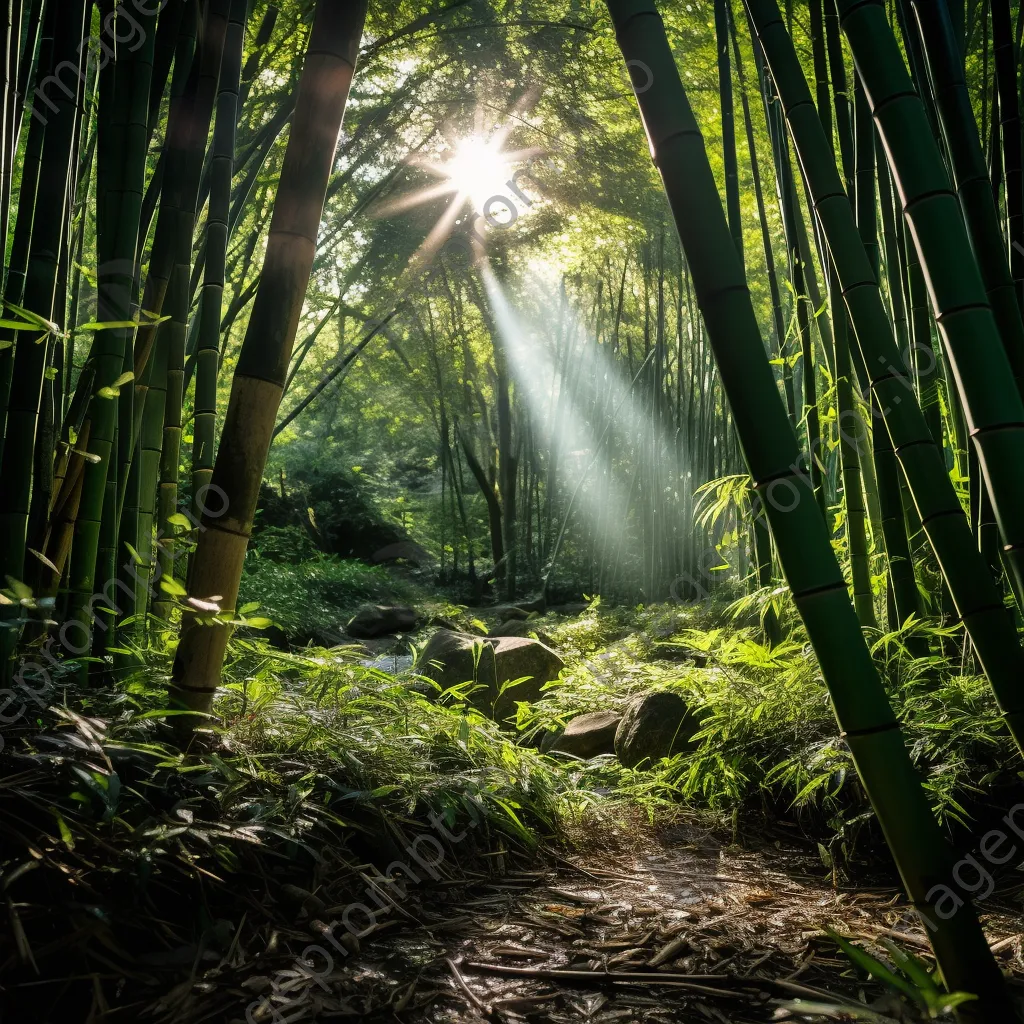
205,809,1024,1023
6,576,1024,1022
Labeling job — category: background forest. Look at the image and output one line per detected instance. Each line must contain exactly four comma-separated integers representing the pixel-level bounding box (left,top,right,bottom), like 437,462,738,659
4,0,1024,1022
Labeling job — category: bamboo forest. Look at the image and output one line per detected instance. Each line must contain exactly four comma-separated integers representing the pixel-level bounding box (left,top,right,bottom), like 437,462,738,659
14,0,1024,1020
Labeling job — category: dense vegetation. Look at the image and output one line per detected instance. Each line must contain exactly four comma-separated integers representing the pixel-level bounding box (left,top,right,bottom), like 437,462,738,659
3,0,1024,1021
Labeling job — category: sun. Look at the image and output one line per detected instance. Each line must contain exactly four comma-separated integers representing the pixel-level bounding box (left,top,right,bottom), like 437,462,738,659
442,135,513,215
373,129,540,225
367,123,542,278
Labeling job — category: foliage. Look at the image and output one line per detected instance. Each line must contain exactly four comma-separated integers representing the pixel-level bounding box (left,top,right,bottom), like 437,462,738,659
0,633,561,1018
816,929,978,1020
515,604,1020,863
238,549,408,643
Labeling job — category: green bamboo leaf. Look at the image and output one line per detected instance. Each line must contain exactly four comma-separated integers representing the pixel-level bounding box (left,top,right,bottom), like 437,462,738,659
78,316,171,331
4,301,58,333
239,601,261,616
5,577,32,601
825,928,920,1003
0,318,43,330
27,548,59,574
49,807,75,850
160,576,187,597
78,320,145,330
134,709,207,720
167,513,193,530
937,992,979,1013
878,939,939,995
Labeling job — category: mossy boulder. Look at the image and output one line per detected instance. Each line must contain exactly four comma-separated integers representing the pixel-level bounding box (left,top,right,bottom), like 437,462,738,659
614,692,702,768
417,629,564,722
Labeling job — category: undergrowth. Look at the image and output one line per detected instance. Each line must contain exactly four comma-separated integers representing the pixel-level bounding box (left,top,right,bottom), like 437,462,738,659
3,595,1022,1019
0,636,559,1022
520,600,1020,868
238,551,408,643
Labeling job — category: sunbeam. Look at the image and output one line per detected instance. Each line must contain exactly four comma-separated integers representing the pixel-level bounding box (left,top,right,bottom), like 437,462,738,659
479,264,639,581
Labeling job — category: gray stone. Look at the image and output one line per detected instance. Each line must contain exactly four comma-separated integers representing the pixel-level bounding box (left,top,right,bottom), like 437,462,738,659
550,602,590,616
614,692,701,769
495,605,530,622
551,711,622,759
651,642,708,666
417,629,564,721
428,614,460,631
346,604,418,638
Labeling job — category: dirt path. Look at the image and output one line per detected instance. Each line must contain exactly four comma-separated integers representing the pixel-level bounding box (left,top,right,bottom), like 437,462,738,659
227,817,1024,1023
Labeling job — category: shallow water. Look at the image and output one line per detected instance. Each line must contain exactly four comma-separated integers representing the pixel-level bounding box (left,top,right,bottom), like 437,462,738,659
360,654,415,673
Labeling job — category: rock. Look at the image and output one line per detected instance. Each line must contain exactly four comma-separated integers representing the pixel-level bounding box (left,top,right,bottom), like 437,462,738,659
495,605,530,622
652,642,708,667
371,540,432,566
550,602,590,616
417,629,565,721
551,711,622,759
489,619,554,646
352,636,403,657
346,604,418,639
429,614,460,631
614,692,702,769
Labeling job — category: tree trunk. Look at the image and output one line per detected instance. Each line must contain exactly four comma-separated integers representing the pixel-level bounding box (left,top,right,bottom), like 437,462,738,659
171,1,368,729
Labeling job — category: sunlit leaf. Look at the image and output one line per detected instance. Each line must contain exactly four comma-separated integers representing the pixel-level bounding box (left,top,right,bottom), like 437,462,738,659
50,807,75,850
4,301,59,333
5,577,32,601
78,317,170,330
160,576,187,597
27,548,59,574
